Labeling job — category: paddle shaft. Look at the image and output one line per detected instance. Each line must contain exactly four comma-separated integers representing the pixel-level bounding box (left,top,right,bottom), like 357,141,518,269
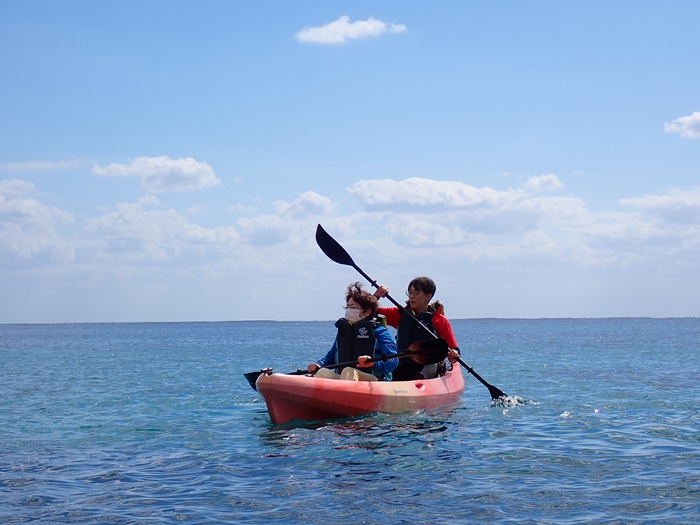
244,339,447,391
321,343,445,372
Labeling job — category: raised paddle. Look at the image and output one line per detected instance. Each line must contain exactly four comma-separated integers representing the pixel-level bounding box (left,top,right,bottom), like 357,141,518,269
315,223,508,402
244,337,448,392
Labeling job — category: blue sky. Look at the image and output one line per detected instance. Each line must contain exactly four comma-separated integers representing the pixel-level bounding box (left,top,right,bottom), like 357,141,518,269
1,1,699,323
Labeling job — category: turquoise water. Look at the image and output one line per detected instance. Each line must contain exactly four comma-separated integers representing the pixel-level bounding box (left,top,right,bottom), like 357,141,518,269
2,319,699,524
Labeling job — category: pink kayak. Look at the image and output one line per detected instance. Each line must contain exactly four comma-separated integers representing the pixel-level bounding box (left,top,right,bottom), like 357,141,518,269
256,364,465,424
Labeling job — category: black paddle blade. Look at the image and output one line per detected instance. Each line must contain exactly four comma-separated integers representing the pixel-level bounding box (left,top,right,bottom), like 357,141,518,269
244,367,276,391
489,385,508,401
244,372,261,391
455,357,508,401
244,368,308,391
406,338,449,365
316,224,355,267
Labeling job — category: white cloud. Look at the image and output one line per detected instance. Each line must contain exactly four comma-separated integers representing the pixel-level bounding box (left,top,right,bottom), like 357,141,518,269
0,160,84,171
345,176,606,262
273,191,333,218
342,176,700,269
663,111,700,138
347,175,562,209
620,187,700,224
92,156,221,192
84,202,240,262
7,173,697,275
0,179,36,196
0,179,73,260
138,194,161,207
238,191,333,246
4,172,700,321
295,16,407,45
230,203,256,213
620,187,700,210
523,174,563,193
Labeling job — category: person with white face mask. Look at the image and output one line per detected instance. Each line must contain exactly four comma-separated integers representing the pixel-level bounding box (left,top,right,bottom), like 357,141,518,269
308,282,399,381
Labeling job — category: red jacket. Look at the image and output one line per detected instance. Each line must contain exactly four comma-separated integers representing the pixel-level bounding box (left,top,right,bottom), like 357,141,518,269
377,306,459,349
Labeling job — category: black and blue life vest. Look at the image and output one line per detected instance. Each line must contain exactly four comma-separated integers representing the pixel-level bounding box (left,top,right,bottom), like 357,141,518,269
333,318,378,373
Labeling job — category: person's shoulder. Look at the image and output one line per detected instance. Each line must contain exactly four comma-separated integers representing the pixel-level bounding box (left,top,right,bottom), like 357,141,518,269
372,324,393,337
433,310,452,322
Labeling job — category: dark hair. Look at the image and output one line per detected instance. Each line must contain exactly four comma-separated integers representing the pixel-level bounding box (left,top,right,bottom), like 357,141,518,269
408,276,436,297
345,282,378,318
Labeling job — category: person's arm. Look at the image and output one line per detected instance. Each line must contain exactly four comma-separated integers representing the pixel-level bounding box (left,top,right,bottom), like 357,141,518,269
377,306,401,328
374,285,404,328
369,326,399,375
308,341,337,373
433,314,461,362
432,314,457,348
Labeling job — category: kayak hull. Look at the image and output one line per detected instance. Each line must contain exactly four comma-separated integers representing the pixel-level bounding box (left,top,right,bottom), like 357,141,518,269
256,364,465,424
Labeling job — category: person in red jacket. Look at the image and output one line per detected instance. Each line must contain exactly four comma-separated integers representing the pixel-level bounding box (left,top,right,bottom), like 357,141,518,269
374,276,460,381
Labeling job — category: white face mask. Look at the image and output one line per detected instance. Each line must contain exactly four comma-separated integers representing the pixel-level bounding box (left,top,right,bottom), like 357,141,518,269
345,307,363,323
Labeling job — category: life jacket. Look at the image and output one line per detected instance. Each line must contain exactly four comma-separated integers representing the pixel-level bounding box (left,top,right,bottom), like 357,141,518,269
333,317,379,373
393,302,443,381
396,301,442,351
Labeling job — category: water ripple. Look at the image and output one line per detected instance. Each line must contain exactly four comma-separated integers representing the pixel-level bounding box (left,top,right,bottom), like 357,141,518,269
2,320,700,524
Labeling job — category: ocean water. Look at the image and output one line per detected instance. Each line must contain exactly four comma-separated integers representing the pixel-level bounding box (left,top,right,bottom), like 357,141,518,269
1,318,699,524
